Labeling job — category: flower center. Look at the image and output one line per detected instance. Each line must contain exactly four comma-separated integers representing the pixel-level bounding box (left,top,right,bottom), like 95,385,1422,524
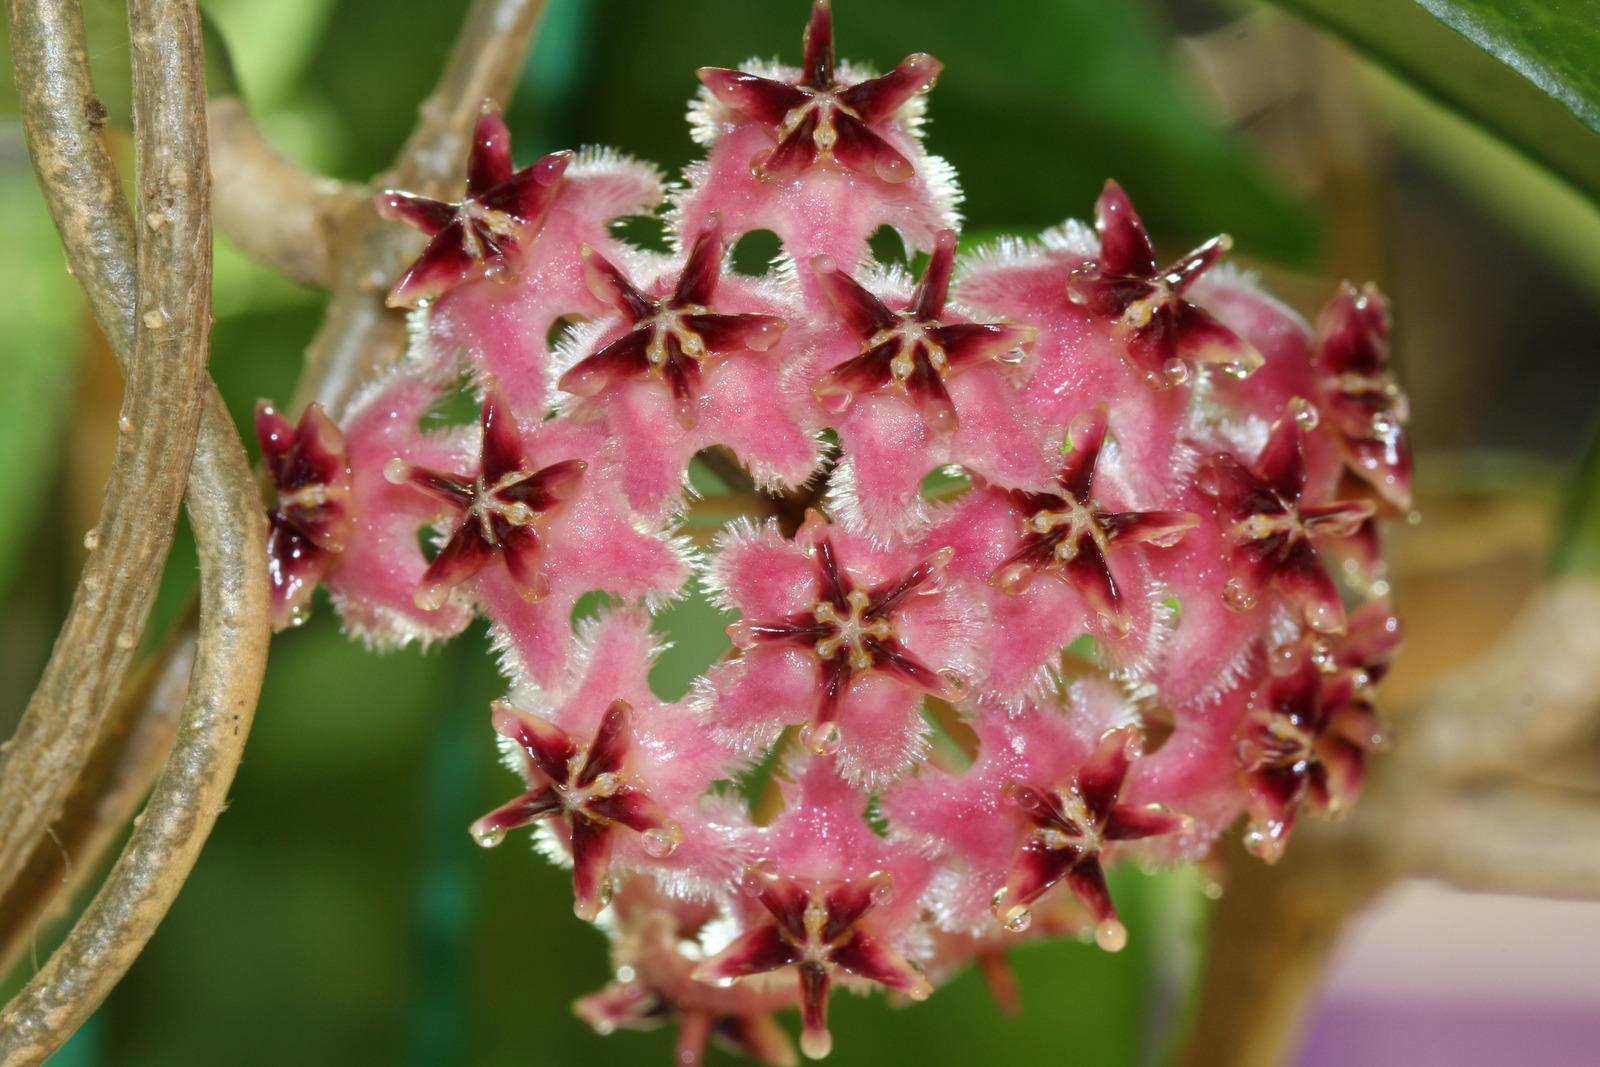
1024,499,1101,562
556,751,621,814
873,320,948,384
644,306,713,368
1038,788,1102,854
812,589,892,671
471,471,543,542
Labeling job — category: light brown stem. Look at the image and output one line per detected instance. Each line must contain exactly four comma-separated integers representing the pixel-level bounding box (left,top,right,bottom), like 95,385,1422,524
0,617,195,975
0,0,211,898
207,96,357,287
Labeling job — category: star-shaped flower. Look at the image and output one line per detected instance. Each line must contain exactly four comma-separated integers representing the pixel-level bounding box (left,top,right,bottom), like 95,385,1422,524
376,105,571,308
255,401,353,630
558,218,788,429
694,864,931,1060
724,514,964,761
470,698,681,920
1198,400,1375,634
991,726,1189,951
383,382,585,610
1067,180,1262,389
698,1,941,184
991,407,1197,632
811,229,1037,433
1233,650,1383,863
1314,281,1413,509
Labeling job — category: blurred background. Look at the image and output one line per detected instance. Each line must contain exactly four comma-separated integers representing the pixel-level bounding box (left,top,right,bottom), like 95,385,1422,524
2,0,1598,1063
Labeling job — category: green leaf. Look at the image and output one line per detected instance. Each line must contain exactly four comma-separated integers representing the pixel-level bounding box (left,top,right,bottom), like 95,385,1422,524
1263,0,1600,205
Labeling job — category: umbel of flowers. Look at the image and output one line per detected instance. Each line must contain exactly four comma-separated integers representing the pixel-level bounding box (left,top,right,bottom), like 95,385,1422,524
256,3,1410,1061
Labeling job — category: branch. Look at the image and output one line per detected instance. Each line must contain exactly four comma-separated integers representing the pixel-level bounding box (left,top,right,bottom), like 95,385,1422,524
295,0,549,417
207,96,357,287
0,390,268,1066
1393,581,1600,780
1398,785,1600,899
0,616,196,975
0,0,212,896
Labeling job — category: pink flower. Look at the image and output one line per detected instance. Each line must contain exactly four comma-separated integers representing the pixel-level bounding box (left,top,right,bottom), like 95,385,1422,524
1197,401,1375,634
702,513,981,786
798,231,1050,536
382,381,586,609
677,0,958,270
255,401,353,630
472,698,680,919
553,218,819,515
1314,281,1413,509
1067,180,1263,388
696,758,934,1061
376,106,570,308
422,149,667,417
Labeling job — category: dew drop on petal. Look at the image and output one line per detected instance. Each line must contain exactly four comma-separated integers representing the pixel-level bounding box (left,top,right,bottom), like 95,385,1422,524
1221,579,1255,612
383,458,411,485
1268,643,1299,675
800,720,842,756
799,1027,833,1060
991,562,1034,596
1161,358,1190,387
1304,599,1342,634
867,871,895,906
643,822,683,858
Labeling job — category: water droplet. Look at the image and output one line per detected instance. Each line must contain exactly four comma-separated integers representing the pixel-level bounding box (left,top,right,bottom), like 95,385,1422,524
799,1028,834,1060
1161,358,1190,387
1304,600,1342,634
937,668,967,697
1094,918,1128,953
118,416,133,433
800,721,841,756
1221,579,1254,612
382,458,411,485
1370,410,1399,437
615,965,636,984
867,871,895,906
1001,906,1032,933
642,822,683,858
991,562,1033,596
471,822,505,848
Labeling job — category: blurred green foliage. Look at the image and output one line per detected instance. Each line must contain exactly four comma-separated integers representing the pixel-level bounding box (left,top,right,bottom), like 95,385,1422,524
1267,0,1600,206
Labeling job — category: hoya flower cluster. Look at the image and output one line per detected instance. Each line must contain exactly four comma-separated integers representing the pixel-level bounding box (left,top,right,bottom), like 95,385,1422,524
256,4,1410,1061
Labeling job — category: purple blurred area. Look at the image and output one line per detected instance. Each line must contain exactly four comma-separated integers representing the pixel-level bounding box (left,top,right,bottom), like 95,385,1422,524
1300,883,1600,1066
